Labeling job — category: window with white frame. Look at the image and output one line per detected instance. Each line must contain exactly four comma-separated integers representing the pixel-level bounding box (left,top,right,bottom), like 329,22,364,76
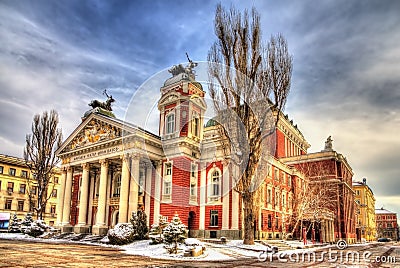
282,193,286,207
288,175,292,187
163,162,172,200
164,180,171,195
190,163,197,199
166,113,175,134
210,210,218,226
211,170,220,197
267,189,272,204
165,162,172,176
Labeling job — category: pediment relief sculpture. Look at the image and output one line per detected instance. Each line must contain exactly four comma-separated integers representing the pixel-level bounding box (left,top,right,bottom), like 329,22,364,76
70,120,121,150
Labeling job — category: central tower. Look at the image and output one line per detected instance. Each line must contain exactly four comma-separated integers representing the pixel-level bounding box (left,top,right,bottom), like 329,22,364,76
157,60,206,225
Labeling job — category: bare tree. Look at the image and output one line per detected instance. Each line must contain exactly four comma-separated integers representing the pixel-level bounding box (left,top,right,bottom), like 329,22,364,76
207,4,292,244
286,161,339,240
24,110,62,220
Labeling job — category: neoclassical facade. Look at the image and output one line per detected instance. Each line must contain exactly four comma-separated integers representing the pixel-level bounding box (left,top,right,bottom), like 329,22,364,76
56,62,348,242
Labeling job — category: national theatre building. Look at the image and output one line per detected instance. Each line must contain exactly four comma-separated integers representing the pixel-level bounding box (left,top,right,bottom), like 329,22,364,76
56,62,356,243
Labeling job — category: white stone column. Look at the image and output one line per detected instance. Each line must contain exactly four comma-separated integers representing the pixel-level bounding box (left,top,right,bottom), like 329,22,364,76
222,162,230,230
61,166,73,229
118,154,131,223
75,163,90,233
199,162,206,230
87,170,95,227
145,163,152,226
128,154,139,216
56,168,67,226
153,160,162,224
321,220,326,243
93,159,108,235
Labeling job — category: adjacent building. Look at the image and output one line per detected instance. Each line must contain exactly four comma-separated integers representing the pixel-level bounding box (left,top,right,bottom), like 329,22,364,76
282,142,357,244
352,178,376,242
376,207,398,241
55,61,354,243
0,154,61,228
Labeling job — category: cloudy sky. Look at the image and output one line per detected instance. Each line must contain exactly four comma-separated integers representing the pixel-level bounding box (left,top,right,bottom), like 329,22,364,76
1,0,399,217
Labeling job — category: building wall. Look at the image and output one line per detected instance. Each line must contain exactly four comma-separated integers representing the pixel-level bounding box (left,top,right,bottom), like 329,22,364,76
0,154,60,226
353,182,376,241
376,209,398,241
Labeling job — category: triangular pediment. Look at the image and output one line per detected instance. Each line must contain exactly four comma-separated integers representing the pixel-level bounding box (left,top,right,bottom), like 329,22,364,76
190,94,207,110
57,113,129,155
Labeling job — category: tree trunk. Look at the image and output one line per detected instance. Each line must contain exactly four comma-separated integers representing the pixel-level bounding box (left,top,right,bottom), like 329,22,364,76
243,194,255,245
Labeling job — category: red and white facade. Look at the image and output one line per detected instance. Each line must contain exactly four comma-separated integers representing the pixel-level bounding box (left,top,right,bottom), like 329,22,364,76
56,65,353,242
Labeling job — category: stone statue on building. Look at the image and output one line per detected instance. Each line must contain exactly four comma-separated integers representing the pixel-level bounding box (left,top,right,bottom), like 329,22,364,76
168,53,198,79
89,89,115,111
324,135,333,151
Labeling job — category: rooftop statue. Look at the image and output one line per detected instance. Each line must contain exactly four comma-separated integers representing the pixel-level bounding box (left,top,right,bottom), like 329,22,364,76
168,53,198,79
324,135,333,151
89,89,115,111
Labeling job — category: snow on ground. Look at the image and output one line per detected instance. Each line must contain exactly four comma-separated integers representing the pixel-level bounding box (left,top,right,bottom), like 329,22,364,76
0,233,334,261
121,240,235,261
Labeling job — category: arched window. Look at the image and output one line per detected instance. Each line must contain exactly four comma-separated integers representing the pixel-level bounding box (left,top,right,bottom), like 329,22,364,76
166,113,175,134
211,170,220,196
191,113,200,137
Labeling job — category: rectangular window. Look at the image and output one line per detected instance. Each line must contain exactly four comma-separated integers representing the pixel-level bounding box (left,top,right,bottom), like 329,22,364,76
288,175,292,187
275,192,279,207
50,205,56,214
190,181,196,197
210,210,218,226
268,215,272,228
274,169,279,181
9,168,16,176
17,200,24,211
191,163,197,178
21,170,28,178
5,199,12,210
282,193,286,207
54,177,59,184
276,217,279,229
19,184,26,194
51,189,57,197
166,113,175,134
165,163,172,176
163,181,171,195
0,166,3,174
7,182,14,193
267,189,271,204
267,164,271,177
31,186,37,195
192,116,199,137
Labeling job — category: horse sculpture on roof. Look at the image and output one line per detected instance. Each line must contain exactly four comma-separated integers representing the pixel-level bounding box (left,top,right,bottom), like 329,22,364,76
89,89,115,111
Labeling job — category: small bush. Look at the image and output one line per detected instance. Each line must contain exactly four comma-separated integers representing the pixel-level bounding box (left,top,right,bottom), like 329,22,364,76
24,220,49,237
107,223,135,245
